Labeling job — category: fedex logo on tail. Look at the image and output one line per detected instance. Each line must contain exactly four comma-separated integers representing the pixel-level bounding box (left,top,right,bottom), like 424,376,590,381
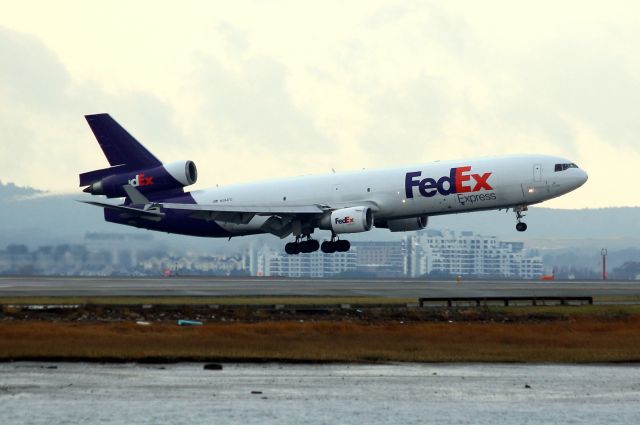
405,166,492,198
128,173,154,187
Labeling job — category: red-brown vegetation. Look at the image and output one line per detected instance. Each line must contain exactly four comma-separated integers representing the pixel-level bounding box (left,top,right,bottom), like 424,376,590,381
1,316,639,363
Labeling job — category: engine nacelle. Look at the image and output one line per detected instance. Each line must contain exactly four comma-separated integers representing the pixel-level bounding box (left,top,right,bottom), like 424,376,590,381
83,160,197,198
385,216,428,232
320,206,373,234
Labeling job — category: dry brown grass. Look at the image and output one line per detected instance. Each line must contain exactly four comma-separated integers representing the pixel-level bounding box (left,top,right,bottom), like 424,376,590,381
2,316,640,363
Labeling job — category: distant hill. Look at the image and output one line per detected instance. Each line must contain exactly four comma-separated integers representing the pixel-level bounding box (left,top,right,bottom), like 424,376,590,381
0,181,256,251
1,181,638,257
0,180,43,200
0,183,113,246
430,207,640,247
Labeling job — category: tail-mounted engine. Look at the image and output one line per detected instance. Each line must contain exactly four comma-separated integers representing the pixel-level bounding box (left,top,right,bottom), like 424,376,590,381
320,206,373,234
80,160,197,198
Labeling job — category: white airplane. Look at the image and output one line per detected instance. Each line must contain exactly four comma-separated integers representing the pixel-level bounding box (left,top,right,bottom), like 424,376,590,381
80,114,588,254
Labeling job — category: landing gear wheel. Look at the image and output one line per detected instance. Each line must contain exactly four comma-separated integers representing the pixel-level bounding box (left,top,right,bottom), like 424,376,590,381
321,233,351,253
321,241,336,253
285,242,300,255
513,205,528,233
308,239,320,252
335,239,351,252
299,240,311,253
285,235,320,254
299,240,319,253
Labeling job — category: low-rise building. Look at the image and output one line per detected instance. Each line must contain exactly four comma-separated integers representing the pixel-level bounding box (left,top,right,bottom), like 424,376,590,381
407,229,544,279
259,248,356,278
351,241,405,277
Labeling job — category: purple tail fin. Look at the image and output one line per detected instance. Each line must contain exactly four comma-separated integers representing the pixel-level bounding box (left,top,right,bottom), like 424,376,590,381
84,114,162,168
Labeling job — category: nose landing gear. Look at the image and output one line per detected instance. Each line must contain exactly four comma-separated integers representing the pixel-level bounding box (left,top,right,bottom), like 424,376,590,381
516,221,528,232
514,205,528,232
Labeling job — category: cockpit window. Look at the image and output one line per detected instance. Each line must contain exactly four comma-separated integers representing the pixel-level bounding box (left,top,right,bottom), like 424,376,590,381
554,163,579,172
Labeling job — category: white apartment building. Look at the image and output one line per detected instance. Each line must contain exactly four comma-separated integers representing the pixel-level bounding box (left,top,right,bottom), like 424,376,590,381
406,229,544,279
258,248,356,278
253,229,543,279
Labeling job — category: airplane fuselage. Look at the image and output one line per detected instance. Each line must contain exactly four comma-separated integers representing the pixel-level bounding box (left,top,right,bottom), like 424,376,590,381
81,114,588,254
104,154,587,238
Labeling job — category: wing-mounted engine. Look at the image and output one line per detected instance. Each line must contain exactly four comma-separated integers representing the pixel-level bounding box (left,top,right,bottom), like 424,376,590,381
378,216,428,232
319,206,373,234
80,160,197,198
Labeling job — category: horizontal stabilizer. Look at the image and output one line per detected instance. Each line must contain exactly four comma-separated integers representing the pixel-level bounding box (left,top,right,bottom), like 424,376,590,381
79,164,129,187
78,200,164,220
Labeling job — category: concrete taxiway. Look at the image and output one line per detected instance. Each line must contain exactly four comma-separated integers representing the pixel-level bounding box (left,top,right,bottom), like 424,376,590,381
0,276,638,298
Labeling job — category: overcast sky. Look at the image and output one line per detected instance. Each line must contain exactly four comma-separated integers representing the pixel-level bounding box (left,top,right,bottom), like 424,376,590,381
0,1,637,208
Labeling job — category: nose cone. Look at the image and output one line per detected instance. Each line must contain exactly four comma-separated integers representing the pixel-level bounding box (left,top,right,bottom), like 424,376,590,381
568,168,588,191
578,169,588,187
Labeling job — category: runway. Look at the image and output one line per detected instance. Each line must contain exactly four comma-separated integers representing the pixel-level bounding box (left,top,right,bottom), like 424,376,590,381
0,276,638,298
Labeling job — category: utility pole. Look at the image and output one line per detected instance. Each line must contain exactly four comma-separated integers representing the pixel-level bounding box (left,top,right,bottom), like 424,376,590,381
601,248,608,280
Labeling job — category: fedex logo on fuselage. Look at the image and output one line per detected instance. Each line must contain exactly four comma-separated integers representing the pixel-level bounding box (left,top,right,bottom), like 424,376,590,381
405,166,492,198
128,173,154,187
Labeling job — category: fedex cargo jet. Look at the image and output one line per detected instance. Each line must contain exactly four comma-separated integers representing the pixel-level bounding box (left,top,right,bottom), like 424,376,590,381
79,114,588,254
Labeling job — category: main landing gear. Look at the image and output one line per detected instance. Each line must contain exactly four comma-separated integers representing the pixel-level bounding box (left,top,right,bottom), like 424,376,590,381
320,237,350,253
285,235,320,254
284,234,351,254
515,205,528,232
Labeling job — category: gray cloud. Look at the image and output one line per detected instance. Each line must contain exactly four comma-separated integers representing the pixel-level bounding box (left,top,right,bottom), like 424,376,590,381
484,40,640,153
363,3,640,156
77,86,184,152
493,95,576,151
216,21,250,53
0,27,70,110
0,114,37,174
194,54,332,153
532,45,640,149
0,26,185,188
360,76,448,163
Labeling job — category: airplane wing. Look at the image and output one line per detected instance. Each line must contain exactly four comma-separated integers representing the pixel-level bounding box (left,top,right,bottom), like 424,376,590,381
159,202,329,238
80,182,377,239
160,203,326,214
160,202,327,224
